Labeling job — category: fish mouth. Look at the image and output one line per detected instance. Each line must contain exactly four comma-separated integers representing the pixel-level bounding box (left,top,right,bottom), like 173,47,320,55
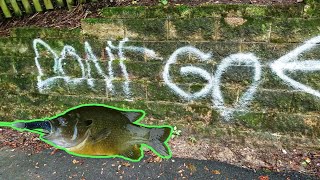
43,121,55,137
42,129,50,135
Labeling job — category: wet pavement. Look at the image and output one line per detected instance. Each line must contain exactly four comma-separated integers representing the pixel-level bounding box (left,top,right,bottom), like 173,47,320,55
0,147,317,180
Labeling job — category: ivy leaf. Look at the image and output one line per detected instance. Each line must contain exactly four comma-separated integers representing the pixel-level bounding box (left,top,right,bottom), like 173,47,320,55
160,0,168,5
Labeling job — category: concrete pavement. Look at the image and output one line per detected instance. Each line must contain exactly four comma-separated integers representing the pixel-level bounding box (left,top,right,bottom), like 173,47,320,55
0,147,317,180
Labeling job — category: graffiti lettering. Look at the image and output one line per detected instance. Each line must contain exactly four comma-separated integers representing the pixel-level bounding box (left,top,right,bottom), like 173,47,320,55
212,53,261,120
34,38,158,99
162,46,213,100
33,36,320,120
270,36,320,98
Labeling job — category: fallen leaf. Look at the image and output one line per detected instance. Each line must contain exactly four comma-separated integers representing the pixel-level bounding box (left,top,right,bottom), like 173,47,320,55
186,163,197,173
305,158,311,164
211,170,221,174
258,175,269,180
154,156,162,163
50,149,59,155
204,166,209,171
72,159,80,164
122,162,131,167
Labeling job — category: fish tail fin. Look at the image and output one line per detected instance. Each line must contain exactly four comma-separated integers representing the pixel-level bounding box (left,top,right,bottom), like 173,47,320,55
147,127,172,158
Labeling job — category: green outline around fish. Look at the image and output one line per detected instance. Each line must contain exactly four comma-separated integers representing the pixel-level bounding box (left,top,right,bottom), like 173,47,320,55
0,104,173,162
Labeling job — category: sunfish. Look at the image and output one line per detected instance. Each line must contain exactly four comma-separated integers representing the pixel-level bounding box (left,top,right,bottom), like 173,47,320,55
1,104,173,161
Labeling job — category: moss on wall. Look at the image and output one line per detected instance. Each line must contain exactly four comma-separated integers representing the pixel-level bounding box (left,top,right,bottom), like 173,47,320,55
0,4,320,141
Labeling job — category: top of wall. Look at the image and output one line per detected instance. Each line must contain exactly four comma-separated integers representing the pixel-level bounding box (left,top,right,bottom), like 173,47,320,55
99,3,320,19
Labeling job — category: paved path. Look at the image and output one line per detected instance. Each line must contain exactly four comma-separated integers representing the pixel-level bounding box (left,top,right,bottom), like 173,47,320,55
0,147,317,180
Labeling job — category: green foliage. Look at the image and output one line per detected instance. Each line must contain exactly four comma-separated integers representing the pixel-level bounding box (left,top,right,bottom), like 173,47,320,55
159,0,168,5
188,136,197,143
171,126,182,139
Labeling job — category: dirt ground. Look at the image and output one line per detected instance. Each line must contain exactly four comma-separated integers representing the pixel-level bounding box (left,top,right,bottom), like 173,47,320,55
1,127,319,177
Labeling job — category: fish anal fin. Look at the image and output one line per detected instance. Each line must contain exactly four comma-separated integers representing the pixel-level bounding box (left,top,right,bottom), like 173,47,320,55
120,145,141,160
91,128,111,144
147,127,172,158
121,112,143,122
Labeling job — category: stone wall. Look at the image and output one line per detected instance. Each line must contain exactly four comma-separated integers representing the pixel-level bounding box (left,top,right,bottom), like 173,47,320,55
0,3,320,145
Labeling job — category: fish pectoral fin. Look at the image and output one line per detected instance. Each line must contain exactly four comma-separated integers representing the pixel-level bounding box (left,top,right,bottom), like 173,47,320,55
91,128,111,144
121,112,143,122
120,145,141,160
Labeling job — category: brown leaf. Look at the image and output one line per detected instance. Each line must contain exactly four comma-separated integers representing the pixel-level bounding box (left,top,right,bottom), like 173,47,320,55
154,156,162,163
72,159,80,164
50,149,59,155
121,162,131,167
186,163,197,173
211,170,221,175
258,175,270,180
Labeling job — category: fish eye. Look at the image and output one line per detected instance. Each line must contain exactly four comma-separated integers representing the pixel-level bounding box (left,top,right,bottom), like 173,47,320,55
57,117,68,126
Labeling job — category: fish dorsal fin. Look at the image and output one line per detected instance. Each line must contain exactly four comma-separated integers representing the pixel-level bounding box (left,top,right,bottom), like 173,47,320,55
121,112,143,122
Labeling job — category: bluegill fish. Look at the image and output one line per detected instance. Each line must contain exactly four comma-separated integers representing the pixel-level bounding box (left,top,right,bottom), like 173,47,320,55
7,104,173,161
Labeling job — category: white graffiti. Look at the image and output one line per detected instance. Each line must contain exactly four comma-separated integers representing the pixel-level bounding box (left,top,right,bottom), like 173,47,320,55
212,53,261,120
33,35,320,120
106,38,160,97
163,48,262,120
106,38,161,97
163,36,320,120
162,46,213,100
84,41,108,89
33,38,159,98
270,35,320,98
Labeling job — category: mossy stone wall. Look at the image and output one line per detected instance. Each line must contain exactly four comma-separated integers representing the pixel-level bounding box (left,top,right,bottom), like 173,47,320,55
1,4,320,141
